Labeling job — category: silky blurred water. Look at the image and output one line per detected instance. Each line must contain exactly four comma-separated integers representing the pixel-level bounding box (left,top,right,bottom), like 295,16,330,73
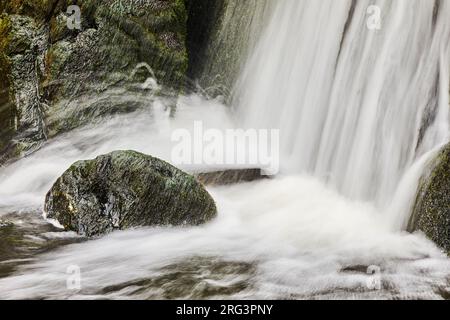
0,0,449,299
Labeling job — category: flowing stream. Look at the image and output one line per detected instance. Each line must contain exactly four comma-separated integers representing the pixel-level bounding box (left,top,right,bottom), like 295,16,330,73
0,0,449,299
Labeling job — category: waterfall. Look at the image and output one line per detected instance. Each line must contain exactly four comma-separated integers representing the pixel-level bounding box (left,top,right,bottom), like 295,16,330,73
1,1,450,299
234,0,450,209
188,0,274,96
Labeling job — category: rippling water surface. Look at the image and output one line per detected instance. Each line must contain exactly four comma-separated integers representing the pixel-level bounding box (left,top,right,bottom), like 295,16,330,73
0,93,448,299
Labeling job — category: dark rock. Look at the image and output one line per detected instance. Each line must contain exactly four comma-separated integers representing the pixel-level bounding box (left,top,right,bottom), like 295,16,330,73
0,14,48,163
0,0,188,163
42,0,189,102
195,168,268,186
408,142,450,255
185,0,226,85
0,220,13,228
40,0,188,137
341,265,367,273
0,210,81,279
0,16,15,155
44,151,217,237
185,0,272,97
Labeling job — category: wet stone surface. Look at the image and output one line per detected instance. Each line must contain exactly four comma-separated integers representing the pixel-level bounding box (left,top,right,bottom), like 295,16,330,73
0,209,83,279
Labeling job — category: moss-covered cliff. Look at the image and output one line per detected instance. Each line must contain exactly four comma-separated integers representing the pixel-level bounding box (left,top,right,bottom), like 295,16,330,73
0,0,189,163
0,15,14,155
185,0,226,85
409,143,450,255
45,150,217,237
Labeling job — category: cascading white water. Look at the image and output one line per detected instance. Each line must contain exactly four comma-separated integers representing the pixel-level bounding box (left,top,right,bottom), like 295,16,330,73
234,0,450,210
0,0,449,299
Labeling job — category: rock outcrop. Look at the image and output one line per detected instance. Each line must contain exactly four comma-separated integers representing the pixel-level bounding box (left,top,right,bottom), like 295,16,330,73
408,143,450,255
0,0,188,163
44,150,217,237
195,168,268,186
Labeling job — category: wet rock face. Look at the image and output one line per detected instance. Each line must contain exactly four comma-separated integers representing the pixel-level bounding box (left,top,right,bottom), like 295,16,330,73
185,0,226,82
44,151,217,237
185,0,272,97
0,16,15,156
0,0,188,163
409,143,450,255
42,0,188,101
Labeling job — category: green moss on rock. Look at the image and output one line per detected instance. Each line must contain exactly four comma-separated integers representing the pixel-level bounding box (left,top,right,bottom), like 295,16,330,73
408,143,450,255
45,150,217,237
1,0,189,163
42,0,188,101
41,0,189,136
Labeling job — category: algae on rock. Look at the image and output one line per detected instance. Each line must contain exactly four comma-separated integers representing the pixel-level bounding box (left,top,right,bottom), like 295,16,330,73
408,143,450,255
186,0,273,98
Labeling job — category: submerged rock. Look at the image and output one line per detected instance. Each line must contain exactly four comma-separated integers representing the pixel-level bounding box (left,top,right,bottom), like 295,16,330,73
408,143,450,255
44,151,217,237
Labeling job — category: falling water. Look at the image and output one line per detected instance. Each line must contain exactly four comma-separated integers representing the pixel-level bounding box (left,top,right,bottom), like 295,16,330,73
234,0,450,210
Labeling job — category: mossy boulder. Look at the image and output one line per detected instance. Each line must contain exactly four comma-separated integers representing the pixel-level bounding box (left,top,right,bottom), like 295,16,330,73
408,143,450,255
44,151,217,237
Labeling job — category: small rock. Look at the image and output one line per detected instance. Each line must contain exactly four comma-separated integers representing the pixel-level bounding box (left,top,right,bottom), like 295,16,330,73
45,151,217,237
